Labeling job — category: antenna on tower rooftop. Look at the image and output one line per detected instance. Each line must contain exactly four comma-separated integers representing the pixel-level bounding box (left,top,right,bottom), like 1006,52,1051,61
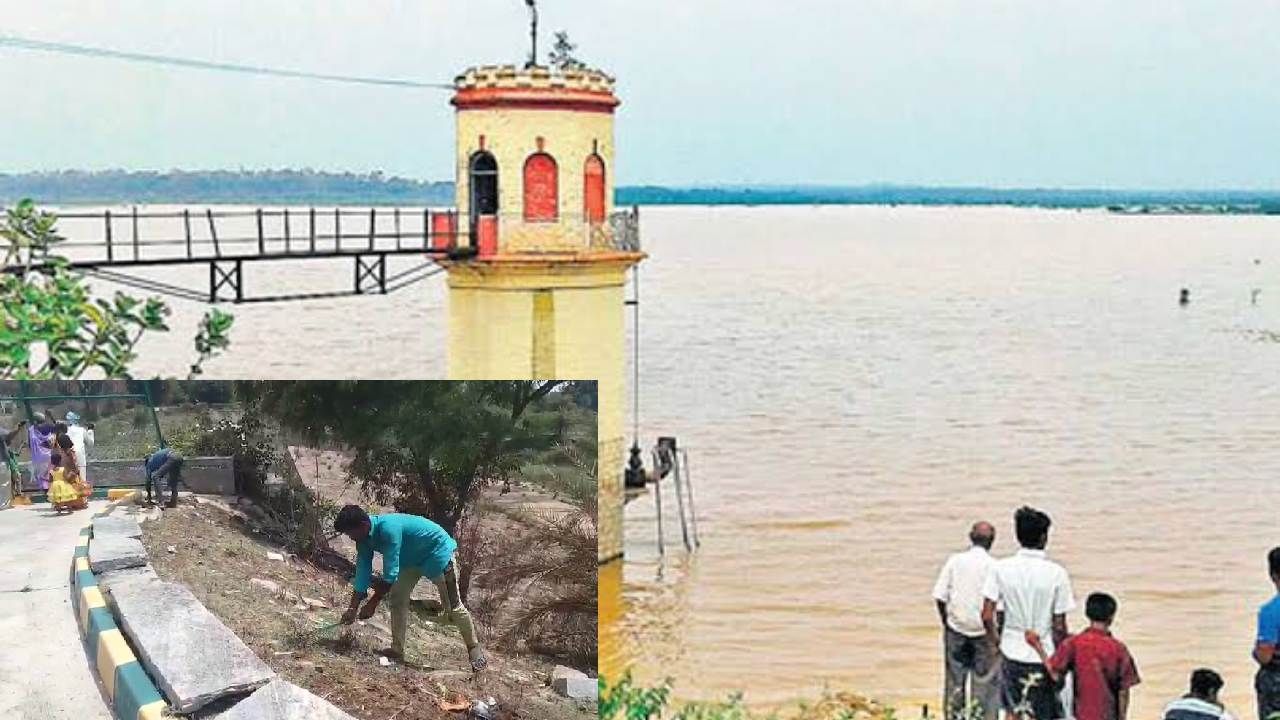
523,0,539,68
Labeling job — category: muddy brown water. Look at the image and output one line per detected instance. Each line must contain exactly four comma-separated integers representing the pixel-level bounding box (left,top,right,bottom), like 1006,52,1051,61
612,206,1280,719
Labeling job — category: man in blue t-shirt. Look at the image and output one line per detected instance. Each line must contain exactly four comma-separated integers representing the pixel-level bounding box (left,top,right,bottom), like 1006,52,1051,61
1253,547,1280,720
334,505,487,671
142,447,184,508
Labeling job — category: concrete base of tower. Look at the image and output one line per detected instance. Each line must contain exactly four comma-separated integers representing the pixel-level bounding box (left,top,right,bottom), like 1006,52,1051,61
442,252,644,380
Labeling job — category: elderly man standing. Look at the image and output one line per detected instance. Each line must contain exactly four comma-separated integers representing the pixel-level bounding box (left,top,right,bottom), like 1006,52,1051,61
63,412,94,485
934,521,1001,720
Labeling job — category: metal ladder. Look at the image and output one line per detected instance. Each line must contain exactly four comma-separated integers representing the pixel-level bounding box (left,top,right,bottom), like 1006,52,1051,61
649,441,701,558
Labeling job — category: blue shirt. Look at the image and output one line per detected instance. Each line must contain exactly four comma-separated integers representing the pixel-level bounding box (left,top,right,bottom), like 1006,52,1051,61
1259,595,1280,646
353,513,457,594
144,448,174,477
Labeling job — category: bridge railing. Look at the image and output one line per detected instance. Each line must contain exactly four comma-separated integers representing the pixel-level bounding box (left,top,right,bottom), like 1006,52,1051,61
18,206,469,268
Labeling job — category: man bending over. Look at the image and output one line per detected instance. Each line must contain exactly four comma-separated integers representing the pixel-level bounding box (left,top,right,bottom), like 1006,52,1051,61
334,505,487,672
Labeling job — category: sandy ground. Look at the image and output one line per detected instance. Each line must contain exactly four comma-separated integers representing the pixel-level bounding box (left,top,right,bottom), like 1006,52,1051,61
0,501,114,720
141,498,594,720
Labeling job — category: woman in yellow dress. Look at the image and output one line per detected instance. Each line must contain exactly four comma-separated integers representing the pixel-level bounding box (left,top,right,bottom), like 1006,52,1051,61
47,453,81,513
56,434,91,503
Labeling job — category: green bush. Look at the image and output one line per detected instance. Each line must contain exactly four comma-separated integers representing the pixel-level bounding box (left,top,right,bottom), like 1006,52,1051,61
600,675,672,720
599,675,896,720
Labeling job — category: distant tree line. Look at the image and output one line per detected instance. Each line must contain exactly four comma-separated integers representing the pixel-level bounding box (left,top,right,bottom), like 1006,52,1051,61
619,184,1280,211
0,169,455,206
5,170,1280,212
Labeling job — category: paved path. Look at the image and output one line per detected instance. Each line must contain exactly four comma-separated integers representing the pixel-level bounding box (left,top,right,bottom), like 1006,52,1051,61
0,502,113,720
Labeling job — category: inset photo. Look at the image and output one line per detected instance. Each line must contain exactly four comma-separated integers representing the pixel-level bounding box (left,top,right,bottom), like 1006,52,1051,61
0,379,598,719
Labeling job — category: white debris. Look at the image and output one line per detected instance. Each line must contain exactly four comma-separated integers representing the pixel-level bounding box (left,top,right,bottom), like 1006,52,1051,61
266,552,285,562
250,578,281,595
378,656,392,667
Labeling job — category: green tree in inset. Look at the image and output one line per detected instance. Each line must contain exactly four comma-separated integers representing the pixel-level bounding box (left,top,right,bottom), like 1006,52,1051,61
237,380,564,536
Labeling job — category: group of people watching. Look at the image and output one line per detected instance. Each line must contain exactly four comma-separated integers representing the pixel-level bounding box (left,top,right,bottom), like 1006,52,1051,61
2,408,186,511
933,505,1269,720
2,411,95,511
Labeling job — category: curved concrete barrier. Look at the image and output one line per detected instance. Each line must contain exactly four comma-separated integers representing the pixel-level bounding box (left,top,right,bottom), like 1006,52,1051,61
71,508,168,720
73,499,358,720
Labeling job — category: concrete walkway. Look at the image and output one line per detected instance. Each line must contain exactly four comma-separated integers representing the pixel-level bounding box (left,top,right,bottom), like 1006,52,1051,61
0,501,113,720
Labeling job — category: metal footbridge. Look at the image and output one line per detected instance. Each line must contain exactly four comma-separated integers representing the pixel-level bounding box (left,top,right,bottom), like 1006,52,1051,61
3,206,472,304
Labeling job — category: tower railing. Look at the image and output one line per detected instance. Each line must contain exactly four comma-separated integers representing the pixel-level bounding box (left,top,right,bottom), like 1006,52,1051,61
607,206,641,252
463,207,641,254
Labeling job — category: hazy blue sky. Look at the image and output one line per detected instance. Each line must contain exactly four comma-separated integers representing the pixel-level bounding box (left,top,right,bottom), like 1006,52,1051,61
3,1,1279,188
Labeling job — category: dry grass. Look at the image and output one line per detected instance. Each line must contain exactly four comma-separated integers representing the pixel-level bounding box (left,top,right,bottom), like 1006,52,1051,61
141,500,595,720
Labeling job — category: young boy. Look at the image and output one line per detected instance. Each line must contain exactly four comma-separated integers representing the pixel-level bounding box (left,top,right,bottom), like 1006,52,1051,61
1162,669,1234,720
1026,592,1141,720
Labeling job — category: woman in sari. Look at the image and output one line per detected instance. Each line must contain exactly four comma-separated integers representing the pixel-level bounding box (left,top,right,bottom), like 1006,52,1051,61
27,413,56,491
47,453,82,513
56,434,91,504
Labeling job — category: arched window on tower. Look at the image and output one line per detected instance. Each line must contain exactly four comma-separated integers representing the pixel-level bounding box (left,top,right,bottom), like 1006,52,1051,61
468,150,499,255
523,153,559,222
584,154,607,224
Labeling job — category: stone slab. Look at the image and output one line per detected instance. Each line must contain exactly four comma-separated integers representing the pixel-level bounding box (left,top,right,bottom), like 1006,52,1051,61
551,665,587,682
88,533,148,573
99,565,161,592
180,457,237,495
553,676,598,701
106,578,274,713
210,679,356,720
92,515,143,539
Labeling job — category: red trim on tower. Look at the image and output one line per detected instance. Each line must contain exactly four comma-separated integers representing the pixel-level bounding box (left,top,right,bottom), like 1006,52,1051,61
452,86,620,113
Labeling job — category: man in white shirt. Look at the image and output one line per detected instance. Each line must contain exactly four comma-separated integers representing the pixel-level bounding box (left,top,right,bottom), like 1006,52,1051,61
64,412,94,485
982,506,1075,720
934,521,1001,720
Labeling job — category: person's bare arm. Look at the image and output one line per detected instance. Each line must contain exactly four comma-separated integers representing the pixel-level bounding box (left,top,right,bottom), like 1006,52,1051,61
1052,613,1068,646
341,590,366,623
936,600,948,627
358,578,393,619
1118,688,1130,720
982,599,1000,647
1024,631,1060,682
1256,641,1276,666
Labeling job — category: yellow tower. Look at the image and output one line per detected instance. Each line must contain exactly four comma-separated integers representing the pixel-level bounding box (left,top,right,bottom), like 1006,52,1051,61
440,64,642,576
